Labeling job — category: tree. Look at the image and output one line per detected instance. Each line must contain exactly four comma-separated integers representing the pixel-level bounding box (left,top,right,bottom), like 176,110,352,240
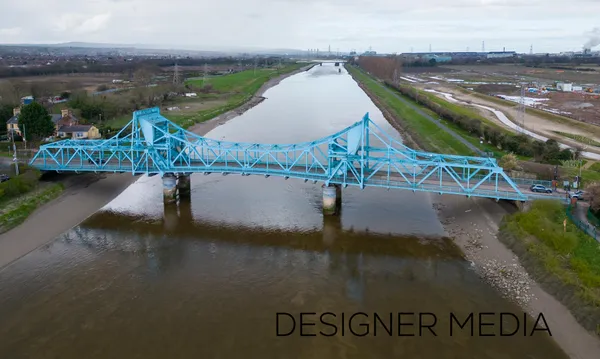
587,184,600,213
0,104,14,136
498,153,520,172
18,102,55,142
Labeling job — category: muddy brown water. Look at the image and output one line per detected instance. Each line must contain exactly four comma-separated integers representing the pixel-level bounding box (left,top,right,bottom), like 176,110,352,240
0,64,568,358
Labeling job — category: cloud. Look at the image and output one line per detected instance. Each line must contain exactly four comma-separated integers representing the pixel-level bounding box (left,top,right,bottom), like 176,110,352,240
0,0,599,53
0,27,22,36
54,13,112,34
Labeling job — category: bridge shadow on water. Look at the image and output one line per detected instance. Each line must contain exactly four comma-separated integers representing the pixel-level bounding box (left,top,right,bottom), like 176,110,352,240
0,196,568,359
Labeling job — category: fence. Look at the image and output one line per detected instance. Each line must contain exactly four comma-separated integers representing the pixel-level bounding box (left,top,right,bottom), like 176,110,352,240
566,205,599,242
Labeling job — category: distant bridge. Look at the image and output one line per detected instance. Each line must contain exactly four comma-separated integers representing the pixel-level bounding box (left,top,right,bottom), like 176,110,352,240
29,107,559,213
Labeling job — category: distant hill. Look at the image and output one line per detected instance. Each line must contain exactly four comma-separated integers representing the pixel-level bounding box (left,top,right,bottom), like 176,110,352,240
0,42,304,55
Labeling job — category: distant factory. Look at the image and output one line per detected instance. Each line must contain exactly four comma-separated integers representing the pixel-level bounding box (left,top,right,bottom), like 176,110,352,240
399,50,517,62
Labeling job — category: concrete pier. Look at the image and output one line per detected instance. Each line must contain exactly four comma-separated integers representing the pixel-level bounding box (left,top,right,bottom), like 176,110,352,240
323,184,342,215
162,174,177,204
177,174,191,198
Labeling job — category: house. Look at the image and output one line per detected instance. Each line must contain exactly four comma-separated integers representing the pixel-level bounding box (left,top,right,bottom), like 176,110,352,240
6,107,21,138
6,107,80,138
56,125,101,139
53,109,80,132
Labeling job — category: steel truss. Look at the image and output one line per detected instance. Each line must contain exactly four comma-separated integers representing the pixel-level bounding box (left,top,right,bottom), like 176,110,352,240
30,107,552,201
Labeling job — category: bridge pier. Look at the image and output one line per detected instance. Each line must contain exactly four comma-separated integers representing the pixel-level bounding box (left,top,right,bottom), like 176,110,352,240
162,174,177,204
177,174,191,198
323,184,342,216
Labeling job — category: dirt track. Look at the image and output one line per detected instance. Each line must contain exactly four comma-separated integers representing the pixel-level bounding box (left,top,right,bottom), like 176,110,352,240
426,84,600,152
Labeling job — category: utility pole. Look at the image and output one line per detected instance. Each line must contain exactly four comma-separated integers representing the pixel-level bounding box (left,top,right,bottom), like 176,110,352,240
173,63,180,85
11,131,19,176
23,124,27,151
202,63,208,86
519,84,526,132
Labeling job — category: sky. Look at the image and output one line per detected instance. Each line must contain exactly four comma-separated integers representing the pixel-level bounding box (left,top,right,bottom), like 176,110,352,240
0,0,599,54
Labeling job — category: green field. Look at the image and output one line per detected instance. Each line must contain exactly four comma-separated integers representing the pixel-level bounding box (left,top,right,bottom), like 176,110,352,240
346,66,474,155
186,64,304,96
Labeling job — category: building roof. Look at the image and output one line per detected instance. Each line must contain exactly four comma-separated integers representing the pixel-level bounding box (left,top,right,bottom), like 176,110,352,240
50,114,62,124
7,113,79,125
57,125,94,133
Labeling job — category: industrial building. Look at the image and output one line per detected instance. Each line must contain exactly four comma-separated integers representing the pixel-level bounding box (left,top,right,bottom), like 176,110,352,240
486,51,517,59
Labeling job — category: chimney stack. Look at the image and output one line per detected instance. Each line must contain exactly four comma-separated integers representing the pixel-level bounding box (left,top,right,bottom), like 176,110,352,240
61,109,71,118
13,107,20,117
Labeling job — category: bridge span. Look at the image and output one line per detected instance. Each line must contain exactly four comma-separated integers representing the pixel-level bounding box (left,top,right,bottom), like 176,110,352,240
29,107,560,214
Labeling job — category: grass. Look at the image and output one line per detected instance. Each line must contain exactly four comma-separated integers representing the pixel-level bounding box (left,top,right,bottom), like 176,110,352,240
346,66,474,155
500,200,600,334
186,64,304,95
553,131,600,148
0,183,64,234
589,163,600,172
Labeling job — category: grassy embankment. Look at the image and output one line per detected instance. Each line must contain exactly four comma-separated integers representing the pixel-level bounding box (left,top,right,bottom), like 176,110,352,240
0,165,64,234
346,66,474,155
499,200,600,335
106,64,305,130
347,65,535,158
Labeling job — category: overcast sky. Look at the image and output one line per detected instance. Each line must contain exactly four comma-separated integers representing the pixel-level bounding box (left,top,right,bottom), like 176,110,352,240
1,0,599,53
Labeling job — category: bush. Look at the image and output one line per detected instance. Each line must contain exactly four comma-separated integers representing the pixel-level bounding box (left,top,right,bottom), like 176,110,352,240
511,201,579,253
0,166,41,201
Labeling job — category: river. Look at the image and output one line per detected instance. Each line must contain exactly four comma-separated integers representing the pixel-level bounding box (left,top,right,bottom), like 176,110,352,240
0,64,568,358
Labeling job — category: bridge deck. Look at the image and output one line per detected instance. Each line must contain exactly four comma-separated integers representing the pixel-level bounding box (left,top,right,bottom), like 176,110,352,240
31,158,559,202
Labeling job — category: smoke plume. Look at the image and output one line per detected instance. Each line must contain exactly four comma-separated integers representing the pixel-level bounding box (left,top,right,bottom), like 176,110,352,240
583,27,600,50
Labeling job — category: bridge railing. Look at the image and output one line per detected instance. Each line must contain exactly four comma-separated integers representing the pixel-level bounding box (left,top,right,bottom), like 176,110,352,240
472,175,552,188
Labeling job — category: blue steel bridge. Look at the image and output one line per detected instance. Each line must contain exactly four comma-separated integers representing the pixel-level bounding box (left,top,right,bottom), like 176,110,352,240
29,107,559,209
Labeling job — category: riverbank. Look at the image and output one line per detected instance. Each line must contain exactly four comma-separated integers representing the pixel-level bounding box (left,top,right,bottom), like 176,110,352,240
0,64,316,271
434,196,600,358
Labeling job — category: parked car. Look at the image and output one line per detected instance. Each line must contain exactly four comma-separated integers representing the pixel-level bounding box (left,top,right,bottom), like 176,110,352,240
0,174,9,183
570,190,586,200
530,184,553,193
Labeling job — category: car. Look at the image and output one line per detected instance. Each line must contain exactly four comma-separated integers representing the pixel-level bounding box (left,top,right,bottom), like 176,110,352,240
570,190,586,200
530,184,553,193
0,174,9,183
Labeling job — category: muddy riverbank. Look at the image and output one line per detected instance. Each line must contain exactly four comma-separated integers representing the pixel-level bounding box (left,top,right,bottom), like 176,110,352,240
434,196,600,358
